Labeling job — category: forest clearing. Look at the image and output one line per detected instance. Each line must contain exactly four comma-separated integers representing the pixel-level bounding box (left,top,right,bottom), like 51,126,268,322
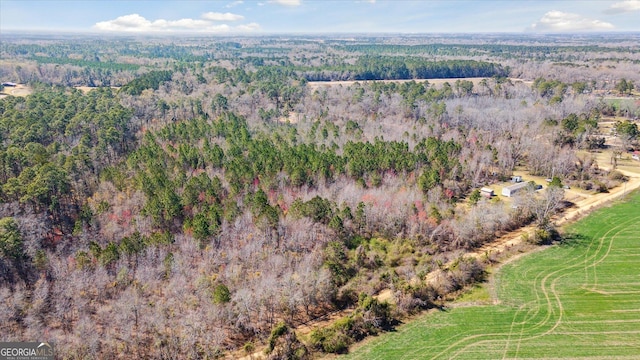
0,83,32,99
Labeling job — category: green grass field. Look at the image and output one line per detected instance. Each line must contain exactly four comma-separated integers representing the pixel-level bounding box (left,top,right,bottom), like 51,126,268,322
343,191,640,359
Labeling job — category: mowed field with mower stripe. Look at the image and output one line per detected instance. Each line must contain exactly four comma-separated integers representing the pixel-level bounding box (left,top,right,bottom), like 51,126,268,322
344,191,640,359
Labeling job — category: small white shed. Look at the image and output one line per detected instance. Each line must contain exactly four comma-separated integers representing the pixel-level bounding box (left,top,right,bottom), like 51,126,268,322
480,187,494,197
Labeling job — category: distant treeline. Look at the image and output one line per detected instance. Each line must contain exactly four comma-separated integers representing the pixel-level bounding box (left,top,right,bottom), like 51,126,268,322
338,43,640,58
31,56,140,71
301,57,507,81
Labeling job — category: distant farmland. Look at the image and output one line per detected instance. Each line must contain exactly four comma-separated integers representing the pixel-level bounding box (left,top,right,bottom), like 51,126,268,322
344,191,640,359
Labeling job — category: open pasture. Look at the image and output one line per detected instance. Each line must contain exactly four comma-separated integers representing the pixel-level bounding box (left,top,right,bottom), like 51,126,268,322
0,83,32,99
344,191,640,359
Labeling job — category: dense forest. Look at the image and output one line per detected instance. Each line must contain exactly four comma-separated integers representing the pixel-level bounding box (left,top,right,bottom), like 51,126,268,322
0,34,639,359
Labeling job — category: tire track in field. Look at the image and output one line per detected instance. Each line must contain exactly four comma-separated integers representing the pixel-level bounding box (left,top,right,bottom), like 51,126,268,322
583,213,619,293
443,247,583,359
501,302,528,359
585,219,640,295
423,252,571,359
502,268,548,360
425,209,640,359
503,212,639,358
418,255,562,359
582,212,616,293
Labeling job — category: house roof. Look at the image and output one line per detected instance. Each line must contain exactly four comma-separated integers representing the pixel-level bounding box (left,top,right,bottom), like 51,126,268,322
503,181,530,192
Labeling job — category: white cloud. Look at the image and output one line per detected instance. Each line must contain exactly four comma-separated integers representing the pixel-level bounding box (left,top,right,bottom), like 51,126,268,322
94,13,257,33
202,12,244,21
165,18,213,29
605,0,640,14
226,1,244,8
269,0,301,6
236,22,261,31
529,11,614,32
94,14,154,32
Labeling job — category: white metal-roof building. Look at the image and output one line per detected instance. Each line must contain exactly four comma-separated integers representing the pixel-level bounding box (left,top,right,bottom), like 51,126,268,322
502,182,529,197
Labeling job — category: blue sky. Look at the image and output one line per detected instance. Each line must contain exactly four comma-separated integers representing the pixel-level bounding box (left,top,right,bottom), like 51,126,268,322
1,0,639,34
